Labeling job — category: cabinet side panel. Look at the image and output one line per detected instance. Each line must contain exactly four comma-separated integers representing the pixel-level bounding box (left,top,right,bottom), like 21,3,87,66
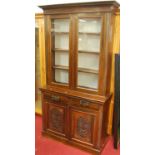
102,12,115,95
101,97,111,145
107,11,120,134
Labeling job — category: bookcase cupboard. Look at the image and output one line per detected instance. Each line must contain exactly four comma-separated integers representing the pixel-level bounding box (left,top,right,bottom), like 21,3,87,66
39,1,120,154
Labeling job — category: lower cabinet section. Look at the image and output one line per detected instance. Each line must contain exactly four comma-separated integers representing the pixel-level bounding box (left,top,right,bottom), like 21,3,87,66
41,91,110,154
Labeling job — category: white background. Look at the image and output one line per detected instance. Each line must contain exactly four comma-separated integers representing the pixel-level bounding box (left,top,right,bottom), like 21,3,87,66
0,0,155,155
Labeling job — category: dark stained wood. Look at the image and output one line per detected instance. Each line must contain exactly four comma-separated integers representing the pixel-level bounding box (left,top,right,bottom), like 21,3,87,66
40,1,120,154
39,1,120,15
98,16,105,95
44,15,52,85
71,15,78,89
39,1,120,10
41,89,112,154
104,13,115,95
40,86,112,104
70,108,96,145
69,15,76,90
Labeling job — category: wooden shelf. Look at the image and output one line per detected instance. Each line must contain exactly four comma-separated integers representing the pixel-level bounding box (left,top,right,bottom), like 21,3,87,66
52,31,69,34
79,32,100,35
53,49,99,54
53,65,69,70
78,50,99,54
53,48,69,52
78,67,98,74
53,66,98,74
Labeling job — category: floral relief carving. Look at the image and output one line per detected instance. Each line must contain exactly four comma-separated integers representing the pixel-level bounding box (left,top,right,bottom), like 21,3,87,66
49,108,63,132
77,116,91,138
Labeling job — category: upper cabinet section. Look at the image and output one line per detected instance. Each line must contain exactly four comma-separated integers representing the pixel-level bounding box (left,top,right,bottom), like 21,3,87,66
40,1,120,95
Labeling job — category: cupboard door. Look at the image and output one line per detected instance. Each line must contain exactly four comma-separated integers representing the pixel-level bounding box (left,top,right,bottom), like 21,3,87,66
45,101,67,136
70,107,98,146
77,18,102,90
50,18,70,85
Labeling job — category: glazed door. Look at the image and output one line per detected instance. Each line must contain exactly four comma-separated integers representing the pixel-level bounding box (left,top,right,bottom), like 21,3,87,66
69,106,98,146
76,17,102,91
46,16,72,87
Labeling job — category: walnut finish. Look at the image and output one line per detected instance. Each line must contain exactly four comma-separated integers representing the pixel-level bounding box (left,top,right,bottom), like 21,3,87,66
39,1,120,154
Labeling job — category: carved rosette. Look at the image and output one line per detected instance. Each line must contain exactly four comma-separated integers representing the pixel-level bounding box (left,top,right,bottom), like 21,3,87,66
49,108,63,132
77,117,91,138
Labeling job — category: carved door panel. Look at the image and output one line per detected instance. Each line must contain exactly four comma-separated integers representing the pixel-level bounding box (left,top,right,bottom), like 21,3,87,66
70,107,98,146
46,102,67,136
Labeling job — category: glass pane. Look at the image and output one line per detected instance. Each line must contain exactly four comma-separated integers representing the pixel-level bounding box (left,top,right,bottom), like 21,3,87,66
55,69,68,84
53,19,70,32
79,19,101,33
78,34,100,52
51,19,69,84
77,18,101,89
78,53,99,70
55,34,69,50
78,72,98,89
55,51,69,66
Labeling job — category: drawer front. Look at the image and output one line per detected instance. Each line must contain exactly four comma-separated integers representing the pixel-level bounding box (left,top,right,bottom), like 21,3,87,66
69,106,98,146
70,98,99,110
44,93,68,105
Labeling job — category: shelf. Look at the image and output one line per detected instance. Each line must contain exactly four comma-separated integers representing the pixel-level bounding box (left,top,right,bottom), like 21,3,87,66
52,32,100,35
53,66,98,74
79,32,100,35
52,31,69,35
78,50,99,54
78,67,98,74
54,49,99,54
53,48,69,52
53,65,69,70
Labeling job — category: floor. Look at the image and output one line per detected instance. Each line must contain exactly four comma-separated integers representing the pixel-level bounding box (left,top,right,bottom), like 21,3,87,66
35,115,120,155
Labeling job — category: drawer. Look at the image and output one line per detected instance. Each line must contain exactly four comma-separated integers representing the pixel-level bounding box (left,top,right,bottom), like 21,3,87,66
44,93,68,105
70,98,99,110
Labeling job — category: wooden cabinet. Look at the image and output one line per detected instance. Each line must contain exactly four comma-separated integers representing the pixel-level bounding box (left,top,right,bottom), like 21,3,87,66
39,1,120,154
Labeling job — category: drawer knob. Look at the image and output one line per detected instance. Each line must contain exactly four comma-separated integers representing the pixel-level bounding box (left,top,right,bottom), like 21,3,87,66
80,100,89,107
51,95,60,102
